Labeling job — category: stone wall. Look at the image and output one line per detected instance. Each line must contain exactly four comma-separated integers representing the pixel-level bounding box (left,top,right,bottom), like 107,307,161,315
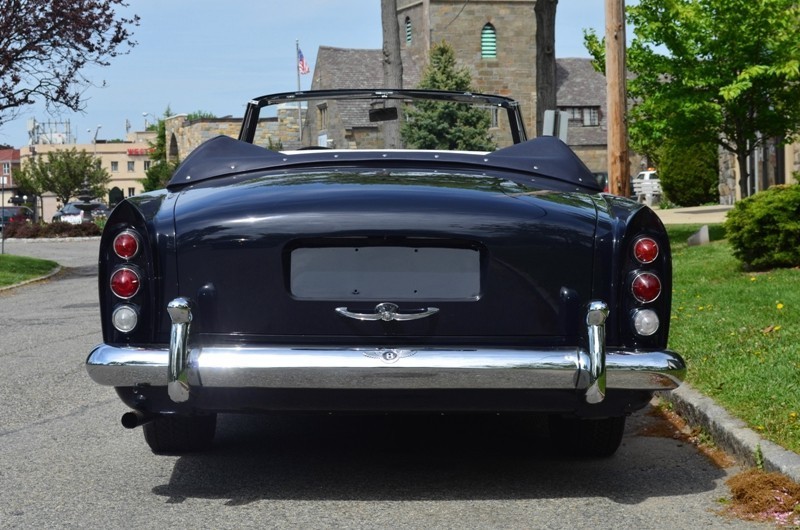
164,104,302,161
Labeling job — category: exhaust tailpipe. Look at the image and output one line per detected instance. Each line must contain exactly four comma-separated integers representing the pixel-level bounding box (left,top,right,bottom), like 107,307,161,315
121,410,157,429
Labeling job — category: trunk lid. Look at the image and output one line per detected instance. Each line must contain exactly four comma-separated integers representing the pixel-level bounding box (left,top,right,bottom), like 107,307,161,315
172,169,598,345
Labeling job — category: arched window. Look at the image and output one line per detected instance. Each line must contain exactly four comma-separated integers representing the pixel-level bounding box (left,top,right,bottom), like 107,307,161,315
168,133,179,162
481,23,497,59
405,17,412,44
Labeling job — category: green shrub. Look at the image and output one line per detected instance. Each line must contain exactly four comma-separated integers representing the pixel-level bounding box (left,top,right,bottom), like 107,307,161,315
659,138,719,206
725,184,800,270
3,221,101,238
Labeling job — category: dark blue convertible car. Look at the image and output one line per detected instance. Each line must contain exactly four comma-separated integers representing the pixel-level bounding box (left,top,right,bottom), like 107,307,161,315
86,89,685,456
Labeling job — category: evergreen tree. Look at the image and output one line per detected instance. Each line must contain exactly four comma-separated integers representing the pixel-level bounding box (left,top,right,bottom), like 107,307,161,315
401,42,496,151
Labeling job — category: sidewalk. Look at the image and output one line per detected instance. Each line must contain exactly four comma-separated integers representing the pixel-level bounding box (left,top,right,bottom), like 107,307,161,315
654,204,733,225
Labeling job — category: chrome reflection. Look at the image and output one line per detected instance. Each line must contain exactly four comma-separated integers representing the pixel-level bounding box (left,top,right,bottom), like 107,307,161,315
167,297,193,403
585,300,609,404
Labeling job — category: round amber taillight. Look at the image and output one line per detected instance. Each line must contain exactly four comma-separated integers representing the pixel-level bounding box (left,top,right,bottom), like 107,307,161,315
633,237,659,264
110,268,141,299
113,231,140,260
631,272,661,303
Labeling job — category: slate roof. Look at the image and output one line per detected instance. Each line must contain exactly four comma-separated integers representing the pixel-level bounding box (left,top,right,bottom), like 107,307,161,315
311,47,386,128
312,46,384,90
556,58,606,106
556,58,608,146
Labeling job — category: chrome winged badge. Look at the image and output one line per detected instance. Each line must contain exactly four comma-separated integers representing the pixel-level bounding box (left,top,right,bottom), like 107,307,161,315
335,302,439,322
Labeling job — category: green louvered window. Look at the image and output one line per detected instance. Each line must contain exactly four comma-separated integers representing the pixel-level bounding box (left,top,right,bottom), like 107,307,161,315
405,17,412,44
481,23,497,59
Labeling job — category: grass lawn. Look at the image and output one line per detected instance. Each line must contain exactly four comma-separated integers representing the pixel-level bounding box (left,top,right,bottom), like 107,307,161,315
0,254,59,288
666,224,800,454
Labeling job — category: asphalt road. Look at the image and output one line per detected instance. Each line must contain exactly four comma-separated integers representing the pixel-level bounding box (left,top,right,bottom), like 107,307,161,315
0,239,762,529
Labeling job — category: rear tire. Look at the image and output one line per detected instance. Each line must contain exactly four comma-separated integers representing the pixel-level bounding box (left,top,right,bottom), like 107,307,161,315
549,415,626,457
143,414,217,454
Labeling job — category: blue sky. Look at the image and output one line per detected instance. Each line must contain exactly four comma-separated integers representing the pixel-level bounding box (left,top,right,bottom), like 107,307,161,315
0,0,606,147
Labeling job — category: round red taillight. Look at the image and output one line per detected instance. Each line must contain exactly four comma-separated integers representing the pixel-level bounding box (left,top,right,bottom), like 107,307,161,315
113,231,140,260
110,268,141,299
631,272,661,303
633,237,659,264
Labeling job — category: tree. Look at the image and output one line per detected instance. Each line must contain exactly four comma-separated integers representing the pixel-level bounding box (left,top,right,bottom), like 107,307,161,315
0,0,139,125
140,108,179,192
185,110,217,121
14,148,111,205
401,42,495,151
584,0,800,198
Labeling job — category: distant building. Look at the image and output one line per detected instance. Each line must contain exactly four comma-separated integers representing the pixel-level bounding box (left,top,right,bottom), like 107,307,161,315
1,148,21,204
18,130,156,221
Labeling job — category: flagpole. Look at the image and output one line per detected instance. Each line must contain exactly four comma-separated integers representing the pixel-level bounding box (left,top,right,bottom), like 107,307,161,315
296,39,302,141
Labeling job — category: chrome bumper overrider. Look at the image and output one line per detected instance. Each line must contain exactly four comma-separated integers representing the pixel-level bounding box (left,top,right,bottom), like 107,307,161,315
86,298,685,404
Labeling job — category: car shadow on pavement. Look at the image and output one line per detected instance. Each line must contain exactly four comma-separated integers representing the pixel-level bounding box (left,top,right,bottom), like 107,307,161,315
151,406,729,506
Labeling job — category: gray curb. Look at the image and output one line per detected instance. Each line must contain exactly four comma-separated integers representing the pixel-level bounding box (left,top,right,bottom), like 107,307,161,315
0,266,63,292
660,383,800,482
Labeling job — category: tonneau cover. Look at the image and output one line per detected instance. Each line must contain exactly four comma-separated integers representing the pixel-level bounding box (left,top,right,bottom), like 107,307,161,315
167,135,601,192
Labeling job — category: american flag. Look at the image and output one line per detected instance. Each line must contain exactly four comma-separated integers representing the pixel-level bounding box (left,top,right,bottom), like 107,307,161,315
298,48,310,75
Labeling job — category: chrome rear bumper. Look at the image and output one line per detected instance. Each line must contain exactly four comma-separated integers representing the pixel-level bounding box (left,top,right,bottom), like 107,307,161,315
86,343,685,392
88,297,685,405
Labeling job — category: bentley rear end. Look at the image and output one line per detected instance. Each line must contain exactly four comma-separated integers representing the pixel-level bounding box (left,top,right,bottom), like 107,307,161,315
86,90,685,456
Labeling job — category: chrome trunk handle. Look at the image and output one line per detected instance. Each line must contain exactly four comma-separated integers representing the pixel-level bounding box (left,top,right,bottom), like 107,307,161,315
335,302,439,322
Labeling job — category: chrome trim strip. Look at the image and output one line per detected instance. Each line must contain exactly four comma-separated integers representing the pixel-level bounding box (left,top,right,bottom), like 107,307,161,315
86,343,685,392
166,297,193,402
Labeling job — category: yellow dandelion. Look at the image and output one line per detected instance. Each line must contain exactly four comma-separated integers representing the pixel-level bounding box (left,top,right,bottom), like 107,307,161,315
789,412,798,420
776,302,784,310
750,276,757,282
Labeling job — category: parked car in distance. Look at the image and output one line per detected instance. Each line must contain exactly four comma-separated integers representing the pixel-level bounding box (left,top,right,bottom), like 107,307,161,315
0,206,34,231
52,202,109,224
633,169,662,205
636,169,659,182
86,89,685,457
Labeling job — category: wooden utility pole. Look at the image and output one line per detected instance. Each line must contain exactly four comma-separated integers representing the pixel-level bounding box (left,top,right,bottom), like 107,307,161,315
381,0,403,149
605,0,630,197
